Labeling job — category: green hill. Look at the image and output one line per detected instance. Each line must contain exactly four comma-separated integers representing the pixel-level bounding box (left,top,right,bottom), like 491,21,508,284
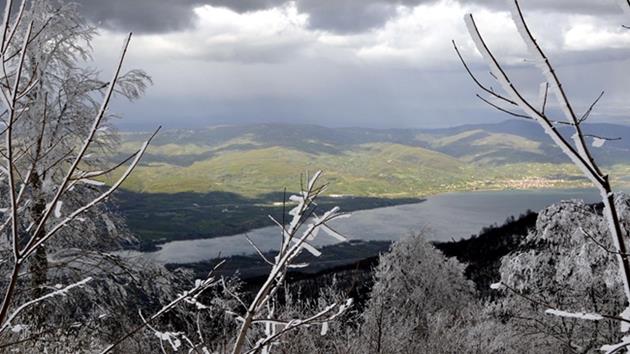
108,120,630,245
114,143,477,197
110,120,611,197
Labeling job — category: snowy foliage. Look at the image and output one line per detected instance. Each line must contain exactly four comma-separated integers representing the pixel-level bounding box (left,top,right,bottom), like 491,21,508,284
0,0,155,349
356,232,525,354
490,198,630,352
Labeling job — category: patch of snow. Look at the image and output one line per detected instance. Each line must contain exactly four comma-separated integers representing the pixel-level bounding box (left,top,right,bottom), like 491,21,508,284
320,321,329,336
489,282,503,290
545,309,603,321
592,137,606,148
10,324,26,333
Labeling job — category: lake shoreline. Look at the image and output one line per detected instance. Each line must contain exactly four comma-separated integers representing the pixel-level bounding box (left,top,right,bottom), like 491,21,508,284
120,187,601,265
124,183,597,252
122,194,426,251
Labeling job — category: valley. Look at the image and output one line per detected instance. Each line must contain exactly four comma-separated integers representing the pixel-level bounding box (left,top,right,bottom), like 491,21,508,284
107,120,630,247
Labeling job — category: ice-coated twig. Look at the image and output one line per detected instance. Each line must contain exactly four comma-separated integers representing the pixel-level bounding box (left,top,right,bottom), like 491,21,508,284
244,298,354,354
579,91,605,124
245,234,274,266
475,94,532,120
578,226,629,257
231,171,352,354
138,310,186,353
0,277,92,333
545,309,603,321
100,260,224,354
461,2,630,336
602,338,630,354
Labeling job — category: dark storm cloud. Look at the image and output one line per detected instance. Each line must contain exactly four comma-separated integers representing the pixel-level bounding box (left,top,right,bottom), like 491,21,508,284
296,0,619,33
74,0,286,33
30,0,619,34
76,0,293,33
73,0,205,33
294,0,400,33
210,0,621,33
0,0,204,32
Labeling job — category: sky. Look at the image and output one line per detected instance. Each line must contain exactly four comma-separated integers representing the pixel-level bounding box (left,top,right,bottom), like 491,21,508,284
65,0,630,130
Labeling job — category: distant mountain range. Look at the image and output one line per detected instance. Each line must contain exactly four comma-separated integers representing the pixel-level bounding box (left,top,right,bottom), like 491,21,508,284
110,120,630,197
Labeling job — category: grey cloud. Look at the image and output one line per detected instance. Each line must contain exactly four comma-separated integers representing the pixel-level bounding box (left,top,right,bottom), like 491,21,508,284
294,0,405,33
74,0,205,33
464,0,617,14
31,0,621,34
208,0,621,33
295,0,621,33
74,0,285,33
0,0,205,33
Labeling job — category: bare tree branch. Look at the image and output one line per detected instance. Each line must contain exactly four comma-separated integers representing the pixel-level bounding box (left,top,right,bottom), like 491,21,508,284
463,0,630,344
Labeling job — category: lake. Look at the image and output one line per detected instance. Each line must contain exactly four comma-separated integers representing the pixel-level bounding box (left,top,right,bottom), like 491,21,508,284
124,188,602,264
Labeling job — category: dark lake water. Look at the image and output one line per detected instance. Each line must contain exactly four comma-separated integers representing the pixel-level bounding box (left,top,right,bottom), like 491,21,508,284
125,188,602,264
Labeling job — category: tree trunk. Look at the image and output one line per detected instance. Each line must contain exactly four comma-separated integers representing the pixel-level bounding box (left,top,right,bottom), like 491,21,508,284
28,171,48,300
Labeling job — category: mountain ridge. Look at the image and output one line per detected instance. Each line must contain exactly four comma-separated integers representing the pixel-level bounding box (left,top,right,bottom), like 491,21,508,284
109,119,630,196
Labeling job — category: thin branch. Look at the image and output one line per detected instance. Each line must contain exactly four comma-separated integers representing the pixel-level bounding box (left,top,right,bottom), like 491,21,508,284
579,226,628,256
0,277,92,333
541,82,549,114
100,260,224,354
221,277,248,311
245,235,274,266
452,40,518,107
22,127,161,259
476,94,532,120
578,91,605,124
70,150,139,181
583,134,621,142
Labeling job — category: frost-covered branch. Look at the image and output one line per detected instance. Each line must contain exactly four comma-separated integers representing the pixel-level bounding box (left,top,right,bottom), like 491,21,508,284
21,127,160,259
244,298,354,354
0,277,92,333
101,261,225,354
579,226,629,257
602,339,630,354
0,1,156,341
579,91,605,124
461,1,630,340
230,171,352,354
23,33,134,254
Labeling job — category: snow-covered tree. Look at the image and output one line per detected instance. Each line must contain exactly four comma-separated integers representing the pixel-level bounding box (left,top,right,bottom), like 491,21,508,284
0,0,156,346
4,0,150,301
359,232,475,353
490,198,630,352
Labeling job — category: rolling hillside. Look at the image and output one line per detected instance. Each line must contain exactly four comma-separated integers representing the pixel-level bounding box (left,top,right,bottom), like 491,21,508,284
109,120,630,245
110,119,630,196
